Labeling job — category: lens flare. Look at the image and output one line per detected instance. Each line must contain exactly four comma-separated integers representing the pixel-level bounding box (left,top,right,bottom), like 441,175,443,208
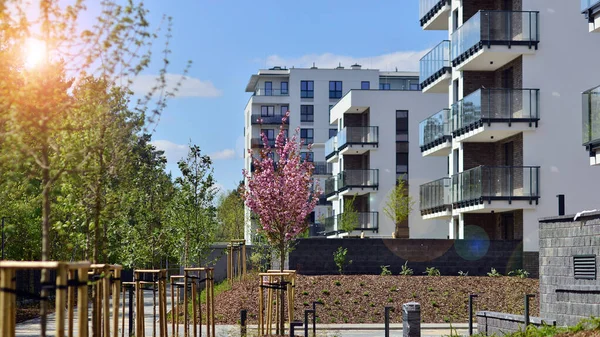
24,38,47,69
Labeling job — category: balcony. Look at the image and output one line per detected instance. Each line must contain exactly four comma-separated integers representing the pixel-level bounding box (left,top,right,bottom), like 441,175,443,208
251,114,289,125
338,169,379,196
419,0,450,30
419,108,451,156
325,176,338,199
582,0,600,32
420,178,452,219
337,212,379,233
451,11,539,71
582,85,600,165
313,161,333,176
452,166,540,213
451,88,539,143
325,136,338,162
420,40,451,93
337,126,379,156
250,88,290,105
254,88,289,96
251,138,276,148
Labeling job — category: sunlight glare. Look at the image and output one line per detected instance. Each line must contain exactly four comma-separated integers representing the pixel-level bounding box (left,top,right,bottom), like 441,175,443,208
24,38,47,69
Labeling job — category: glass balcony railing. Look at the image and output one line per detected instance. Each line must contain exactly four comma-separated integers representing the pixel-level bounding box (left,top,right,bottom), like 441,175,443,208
322,216,336,234
419,0,448,25
452,166,540,206
325,136,337,159
419,178,452,214
419,108,451,151
251,138,276,148
254,88,289,96
325,176,337,198
451,11,539,64
582,0,600,11
450,88,540,135
337,212,379,232
420,40,451,87
583,85,600,147
251,114,289,125
338,126,379,150
338,169,379,191
313,161,332,175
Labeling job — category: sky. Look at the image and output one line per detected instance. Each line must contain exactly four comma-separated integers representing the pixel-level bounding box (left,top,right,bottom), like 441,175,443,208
131,0,448,193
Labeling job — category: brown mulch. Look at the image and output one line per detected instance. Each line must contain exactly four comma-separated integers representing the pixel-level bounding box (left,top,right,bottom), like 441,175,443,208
209,273,538,325
17,302,56,323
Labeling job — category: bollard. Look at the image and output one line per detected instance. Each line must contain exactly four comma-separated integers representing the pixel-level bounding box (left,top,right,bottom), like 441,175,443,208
469,294,478,336
304,309,314,337
384,306,392,337
524,294,536,327
129,286,134,337
312,301,323,336
402,302,421,337
290,320,303,337
240,309,247,336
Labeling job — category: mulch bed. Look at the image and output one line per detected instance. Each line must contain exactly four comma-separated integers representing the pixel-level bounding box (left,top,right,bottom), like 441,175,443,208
209,273,538,324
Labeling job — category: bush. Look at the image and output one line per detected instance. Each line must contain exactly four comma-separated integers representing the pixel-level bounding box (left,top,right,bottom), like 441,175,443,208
399,261,414,276
322,289,330,295
333,247,352,275
380,265,392,276
487,268,502,277
508,269,529,279
424,267,441,276
334,280,341,286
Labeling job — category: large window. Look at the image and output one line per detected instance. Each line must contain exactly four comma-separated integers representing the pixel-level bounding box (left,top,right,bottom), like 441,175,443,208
281,81,288,95
261,129,275,140
301,105,314,122
280,105,289,115
301,81,314,98
261,106,274,117
329,81,342,99
329,129,337,138
361,81,370,90
265,81,272,96
396,110,409,176
300,128,314,145
300,152,314,162
396,110,408,142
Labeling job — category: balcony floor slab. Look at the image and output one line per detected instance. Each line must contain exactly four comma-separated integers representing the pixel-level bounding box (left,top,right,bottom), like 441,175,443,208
454,45,536,72
422,141,452,157
422,209,452,220
421,71,451,94
338,187,377,197
452,199,537,214
339,144,378,156
453,123,536,143
421,3,450,30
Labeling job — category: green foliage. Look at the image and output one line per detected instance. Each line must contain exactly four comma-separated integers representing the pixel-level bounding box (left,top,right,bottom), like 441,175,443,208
322,289,330,295
399,261,414,276
333,246,352,275
487,268,502,277
508,269,530,279
338,196,359,234
215,184,245,241
383,176,414,237
363,292,369,296
334,280,341,286
380,265,392,276
424,267,441,276
464,316,600,337
249,232,273,272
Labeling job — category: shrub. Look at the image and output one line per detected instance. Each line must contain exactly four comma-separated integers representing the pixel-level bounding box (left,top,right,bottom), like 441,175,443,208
345,290,351,294
359,281,365,287
387,297,393,303
322,289,330,295
363,291,370,297
431,300,438,307
380,265,392,276
369,303,375,307
399,261,414,276
316,298,324,304
302,291,309,296
334,299,340,305
508,269,529,279
487,268,502,277
334,280,342,286
303,301,309,306
333,247,352,275
424,267,441,276
458,270,469,276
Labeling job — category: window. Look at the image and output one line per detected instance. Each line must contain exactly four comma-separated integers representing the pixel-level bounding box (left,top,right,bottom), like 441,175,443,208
300,152,314,162
329,81,342,99
361,81,370,90
396,153,408,174
301,81,314,98
396,110,408,142
265,81,272,96
261,106,275,117
409,82,420,91
329,129,337,138
301,105,314,122
261,129,275,140
280,105,289,115
281,82,288,95
300,128,314,145
379,83,391,90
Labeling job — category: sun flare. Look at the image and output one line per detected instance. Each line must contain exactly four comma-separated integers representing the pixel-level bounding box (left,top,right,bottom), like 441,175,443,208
24,38,47,69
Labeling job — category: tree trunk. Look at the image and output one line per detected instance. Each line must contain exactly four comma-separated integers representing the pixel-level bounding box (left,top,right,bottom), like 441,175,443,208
279,245,285,335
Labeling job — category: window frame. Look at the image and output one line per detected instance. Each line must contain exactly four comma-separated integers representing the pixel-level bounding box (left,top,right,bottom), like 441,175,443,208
300,105,314,122
300,128,314,145
281,81,288,95
265,81,272,96
329,81,343,99
301,80,314,98
361,81,370,90
261,105,275,117
300,152,314,162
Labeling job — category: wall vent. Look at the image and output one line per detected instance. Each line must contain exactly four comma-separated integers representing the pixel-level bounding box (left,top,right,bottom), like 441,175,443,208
574,255,596,280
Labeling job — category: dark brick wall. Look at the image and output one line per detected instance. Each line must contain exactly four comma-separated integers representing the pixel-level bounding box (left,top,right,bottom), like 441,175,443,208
463,143,496,170
463,57,523,96
463,210,523,241
523,251,539,279
289,238,523,276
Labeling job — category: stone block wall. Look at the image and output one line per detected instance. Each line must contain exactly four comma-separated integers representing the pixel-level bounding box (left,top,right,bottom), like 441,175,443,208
477,311,556,336
539,212,600,326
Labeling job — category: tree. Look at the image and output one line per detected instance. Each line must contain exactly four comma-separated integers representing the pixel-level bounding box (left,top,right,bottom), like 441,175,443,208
216,183,245,241
242,112,320,333
383,176,415,238
338,196,359,235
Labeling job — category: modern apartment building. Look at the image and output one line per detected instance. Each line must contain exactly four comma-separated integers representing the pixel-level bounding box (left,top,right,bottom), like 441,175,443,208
243,66,447,243
581,0,600,165
417,0,600,271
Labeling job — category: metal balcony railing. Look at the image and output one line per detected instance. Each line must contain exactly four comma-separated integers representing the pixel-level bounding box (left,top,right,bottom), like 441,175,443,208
582,0,600,11
419,0,449,26
251,114,289,125
253,88,289,96
451,11,539,66
419,178,452,215
420,40,451,88
450,88,540,136
338,169,379,191
337,126,379,150
337,212,379,232
582,85,600,149
313,161,332,175
451,166,540,208
325,136,337,160
419,108,451,152
251,138,276,148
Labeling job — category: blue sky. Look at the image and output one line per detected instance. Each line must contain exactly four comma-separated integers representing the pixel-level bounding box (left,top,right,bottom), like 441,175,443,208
135,0,447,193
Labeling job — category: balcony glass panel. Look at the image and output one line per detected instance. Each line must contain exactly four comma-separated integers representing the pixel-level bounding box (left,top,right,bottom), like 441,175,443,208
582,85,600,146
582,0,600,11
325,176,337,197
251,114,288,125
451,11,539,62
339,169,379,190
325,136,337,159
452,166,540,205
338,127,379,148
251,138,276,148
337,212,379,231
450,88,539,133
254,88,289,96
420,0,444,20
420,40,450,85
419,108,451,149
313,161,332,175
419,178,451,212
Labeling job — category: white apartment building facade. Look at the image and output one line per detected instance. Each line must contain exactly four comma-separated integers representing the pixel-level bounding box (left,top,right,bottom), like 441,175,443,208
244,66,447,243
417,0,600,270
582,0,600,165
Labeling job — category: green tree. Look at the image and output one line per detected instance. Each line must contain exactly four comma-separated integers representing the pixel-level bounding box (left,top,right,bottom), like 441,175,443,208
383,176,414,238
338,196,359,234
216,182,245,241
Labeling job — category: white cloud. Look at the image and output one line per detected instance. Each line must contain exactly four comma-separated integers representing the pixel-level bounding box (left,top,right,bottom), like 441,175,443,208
210,148,236,160
151,140,188,164
130,73,222,98
264,50,430,72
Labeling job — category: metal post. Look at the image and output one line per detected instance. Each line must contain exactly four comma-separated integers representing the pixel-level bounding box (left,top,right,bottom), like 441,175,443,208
557,194,565,216
240,309,247,336
524,294,535,327
312,301,322,336
469,294,478,336
304,310,314,337
290,321,303,337
129,286,134,337
384,306,392,337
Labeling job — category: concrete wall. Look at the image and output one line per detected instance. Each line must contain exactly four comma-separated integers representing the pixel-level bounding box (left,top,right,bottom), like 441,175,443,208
539,212,600,326
477,311,555,336
289,238,523,276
